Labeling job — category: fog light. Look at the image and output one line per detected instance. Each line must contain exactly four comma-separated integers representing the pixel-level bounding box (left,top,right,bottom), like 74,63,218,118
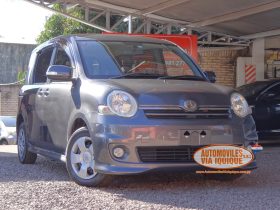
113,147,125,158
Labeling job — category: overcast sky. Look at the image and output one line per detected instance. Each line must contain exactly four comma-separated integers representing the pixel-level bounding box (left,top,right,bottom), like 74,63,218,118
0,0,53,44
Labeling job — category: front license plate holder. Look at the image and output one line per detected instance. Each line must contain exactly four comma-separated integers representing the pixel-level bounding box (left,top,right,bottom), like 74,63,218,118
181,129,211,145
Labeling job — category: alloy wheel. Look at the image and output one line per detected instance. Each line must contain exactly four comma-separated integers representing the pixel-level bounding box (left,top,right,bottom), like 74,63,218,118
70,137,97,179
18,128,26,160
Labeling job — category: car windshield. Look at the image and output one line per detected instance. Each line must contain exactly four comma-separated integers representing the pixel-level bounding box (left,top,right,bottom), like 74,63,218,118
0,117,16,127
237,82,271,97
77,40,204,80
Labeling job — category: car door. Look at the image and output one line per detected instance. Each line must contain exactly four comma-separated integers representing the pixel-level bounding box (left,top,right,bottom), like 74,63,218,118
255,83,280,131
26,45,55,148
42,44,74,153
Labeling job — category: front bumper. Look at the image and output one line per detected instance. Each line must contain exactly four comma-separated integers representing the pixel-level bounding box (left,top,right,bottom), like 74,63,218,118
91,115,258,175
95,159,257,175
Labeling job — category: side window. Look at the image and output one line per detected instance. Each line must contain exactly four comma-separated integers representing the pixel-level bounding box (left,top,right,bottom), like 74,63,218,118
33,47,54,83
54,47,72,67
78,41,120,77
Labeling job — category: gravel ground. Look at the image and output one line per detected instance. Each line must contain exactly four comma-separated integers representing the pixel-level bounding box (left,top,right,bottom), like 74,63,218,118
0,145,280,210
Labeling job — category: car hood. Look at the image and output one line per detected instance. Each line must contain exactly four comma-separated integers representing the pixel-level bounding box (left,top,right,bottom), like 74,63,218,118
103,79,233,106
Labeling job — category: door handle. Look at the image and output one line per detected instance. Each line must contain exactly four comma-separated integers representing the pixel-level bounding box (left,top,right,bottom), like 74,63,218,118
43,88,49,97
37,88,49,97
37,88,44,97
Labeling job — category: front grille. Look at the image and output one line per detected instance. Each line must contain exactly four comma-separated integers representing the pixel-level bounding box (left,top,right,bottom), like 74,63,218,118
137,146,201,163
141,105,231,119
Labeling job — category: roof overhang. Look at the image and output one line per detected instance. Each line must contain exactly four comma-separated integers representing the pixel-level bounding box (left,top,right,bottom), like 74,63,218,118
23,0,280,46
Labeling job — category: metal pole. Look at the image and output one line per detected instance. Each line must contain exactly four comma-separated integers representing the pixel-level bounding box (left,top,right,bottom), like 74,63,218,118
106,11,110,30
128,15,132,34
146,20,151,34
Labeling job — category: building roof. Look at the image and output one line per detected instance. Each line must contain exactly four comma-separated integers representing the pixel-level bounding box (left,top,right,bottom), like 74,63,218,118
26,0,280,41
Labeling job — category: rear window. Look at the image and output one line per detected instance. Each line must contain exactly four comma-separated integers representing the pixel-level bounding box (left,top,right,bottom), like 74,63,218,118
0,117,16,127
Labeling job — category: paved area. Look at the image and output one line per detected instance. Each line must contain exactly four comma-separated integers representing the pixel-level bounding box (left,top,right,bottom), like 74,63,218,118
0,145,280,210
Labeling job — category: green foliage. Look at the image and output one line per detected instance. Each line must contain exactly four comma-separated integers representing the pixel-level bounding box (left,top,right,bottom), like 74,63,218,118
17,71,26,84
36,5,100,44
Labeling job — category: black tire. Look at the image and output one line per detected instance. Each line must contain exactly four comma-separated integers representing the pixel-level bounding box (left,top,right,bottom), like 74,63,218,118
17,122,37,164
66,127,112,187
0,139,8,145
203,174,243,181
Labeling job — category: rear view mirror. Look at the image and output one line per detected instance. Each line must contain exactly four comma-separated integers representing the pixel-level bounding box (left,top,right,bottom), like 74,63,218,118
204,71,216,83
46,65,72,81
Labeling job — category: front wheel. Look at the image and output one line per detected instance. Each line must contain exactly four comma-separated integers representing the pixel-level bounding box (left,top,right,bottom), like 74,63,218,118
66,127,111,187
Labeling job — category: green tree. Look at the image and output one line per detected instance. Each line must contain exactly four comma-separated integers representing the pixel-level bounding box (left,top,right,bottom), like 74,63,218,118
36,5,101,44
17,71,26,84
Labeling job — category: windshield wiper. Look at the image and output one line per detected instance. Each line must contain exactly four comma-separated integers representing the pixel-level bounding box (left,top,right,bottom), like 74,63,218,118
126,61,146,73
157,75,205,81
110,72,164,79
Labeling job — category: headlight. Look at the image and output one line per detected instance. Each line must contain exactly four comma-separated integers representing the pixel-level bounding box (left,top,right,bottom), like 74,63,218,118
230,93,251,118
107,90,137,117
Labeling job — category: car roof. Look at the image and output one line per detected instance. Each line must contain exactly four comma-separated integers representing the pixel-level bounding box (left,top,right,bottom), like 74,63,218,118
0,116,16,124
0,116,16,119
240,79,280,87
55,34,175,45
34,34,177,53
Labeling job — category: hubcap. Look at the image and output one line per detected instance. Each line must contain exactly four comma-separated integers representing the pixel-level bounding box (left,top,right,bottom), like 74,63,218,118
18,128,26,159
70,137,97,179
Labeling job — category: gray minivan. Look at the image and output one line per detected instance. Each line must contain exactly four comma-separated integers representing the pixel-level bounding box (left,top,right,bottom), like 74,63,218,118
17,35,258,186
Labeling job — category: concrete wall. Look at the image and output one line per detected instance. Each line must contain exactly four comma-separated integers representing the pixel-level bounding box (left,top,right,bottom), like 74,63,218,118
198,47,248,87
0,85,21,116
0,42,35,83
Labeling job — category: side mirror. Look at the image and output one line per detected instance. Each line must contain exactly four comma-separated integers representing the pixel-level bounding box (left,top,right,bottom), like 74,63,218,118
204,71,216,83
46,65,72,81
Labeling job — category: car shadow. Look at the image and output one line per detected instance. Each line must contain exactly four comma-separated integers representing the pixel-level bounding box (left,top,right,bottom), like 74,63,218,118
91,171,266,209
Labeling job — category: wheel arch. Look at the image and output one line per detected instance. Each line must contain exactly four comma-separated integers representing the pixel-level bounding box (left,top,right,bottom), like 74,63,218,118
67,113,92,141
16,114,24,134
0,138,7,144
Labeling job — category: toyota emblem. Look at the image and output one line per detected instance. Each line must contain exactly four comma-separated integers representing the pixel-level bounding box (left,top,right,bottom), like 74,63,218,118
183,100,198,112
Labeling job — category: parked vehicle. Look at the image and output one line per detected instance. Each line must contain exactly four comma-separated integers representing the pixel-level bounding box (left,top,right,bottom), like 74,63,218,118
238,79,280,141
17,35,258,186
0,116,17,145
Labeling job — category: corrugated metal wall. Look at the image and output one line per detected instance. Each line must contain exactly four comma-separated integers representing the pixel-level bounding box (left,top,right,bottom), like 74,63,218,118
0,42,35,83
